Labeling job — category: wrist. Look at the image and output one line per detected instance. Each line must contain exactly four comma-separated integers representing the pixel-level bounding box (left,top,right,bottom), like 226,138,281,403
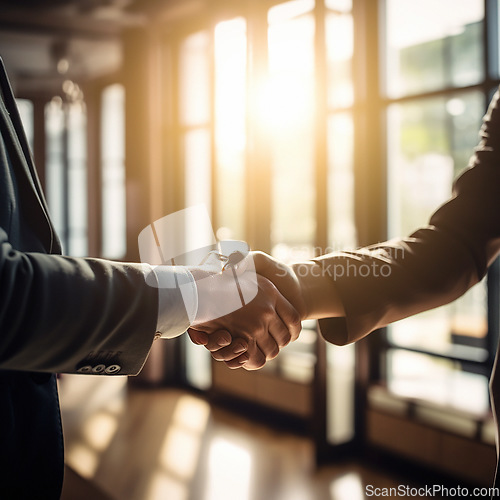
291,261,345,320
289,262,315,320
290,262,313,321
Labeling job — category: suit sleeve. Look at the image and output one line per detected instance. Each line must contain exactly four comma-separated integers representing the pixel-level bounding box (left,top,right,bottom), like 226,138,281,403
0,229,170,374
315,88,500,346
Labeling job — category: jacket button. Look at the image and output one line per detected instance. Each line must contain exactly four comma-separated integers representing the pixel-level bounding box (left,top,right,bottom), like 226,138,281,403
92,364,106,374
77,365,92,373
105,364,121,374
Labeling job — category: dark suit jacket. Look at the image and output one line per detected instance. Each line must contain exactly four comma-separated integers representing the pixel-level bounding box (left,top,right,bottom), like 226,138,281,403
315,88,500,484
0,59,158,498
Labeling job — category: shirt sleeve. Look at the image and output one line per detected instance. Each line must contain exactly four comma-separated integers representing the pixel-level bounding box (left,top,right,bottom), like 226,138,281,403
148,264,198,339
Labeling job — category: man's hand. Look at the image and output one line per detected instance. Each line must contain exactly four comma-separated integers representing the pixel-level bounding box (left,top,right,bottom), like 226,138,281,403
189,250,346,367
252,251,308,319
188,274,301,370
188,329,250,367
253,251,345,320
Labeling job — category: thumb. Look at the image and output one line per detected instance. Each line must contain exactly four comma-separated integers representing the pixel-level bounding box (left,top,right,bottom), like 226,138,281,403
252,251,284,279
187,328,209,346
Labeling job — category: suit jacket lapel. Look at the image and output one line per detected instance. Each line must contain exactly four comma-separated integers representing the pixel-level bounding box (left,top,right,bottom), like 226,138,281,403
0,58,57,253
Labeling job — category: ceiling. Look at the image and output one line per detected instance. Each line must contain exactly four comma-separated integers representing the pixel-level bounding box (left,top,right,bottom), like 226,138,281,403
0,0,203,95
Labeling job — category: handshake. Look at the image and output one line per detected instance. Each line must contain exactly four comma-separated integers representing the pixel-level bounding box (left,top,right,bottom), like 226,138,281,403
139,206,344,370
187,250,308,370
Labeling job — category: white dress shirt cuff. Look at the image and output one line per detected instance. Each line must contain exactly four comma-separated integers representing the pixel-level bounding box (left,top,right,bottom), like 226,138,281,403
143,264,198,339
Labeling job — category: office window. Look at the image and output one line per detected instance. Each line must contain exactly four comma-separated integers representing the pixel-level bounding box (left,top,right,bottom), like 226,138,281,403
179,30,213,390
214,18,247,241
259,0,318,388
16,98,34,151
268,0,316,260
101,84,126,260
382,0,497,412
385,0,484,98
326,1,355,249
162,0,357,445
387,92,487,354
67,101,87,256
324,0,356,446
387,349,490,415
45,94,88,256
45,98,66,247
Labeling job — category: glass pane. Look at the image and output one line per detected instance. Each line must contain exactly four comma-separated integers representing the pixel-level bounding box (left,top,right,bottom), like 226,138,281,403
387,349,490,415
268,0,314,24
185,339,212,390
101,84,126,259
67,102,88,256
268,4,316,259
327,112,356,250
326,11,353,108
326,342,355,444
184,129,211,214
16,98,34,152
179,31,210,127
180,29,213,389
387,91,488,356
214,18,247,241
45,98,66,247
325,0,351,12
385,0,484,97
183,128,212,389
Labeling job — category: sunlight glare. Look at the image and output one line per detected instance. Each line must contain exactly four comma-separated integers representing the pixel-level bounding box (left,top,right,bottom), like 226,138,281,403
254,77,313,132
172,394,211,433
146,473,188,500
66,443,99,478
160,427,202,480
82,411,119,452
159,395,210,480
215,18,247,153
387,0,483,48
204,438,252,500
268,0,314,24
329,472,365,500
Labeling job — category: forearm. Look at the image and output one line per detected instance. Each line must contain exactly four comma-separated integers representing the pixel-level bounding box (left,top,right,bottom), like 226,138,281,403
0,231,158,373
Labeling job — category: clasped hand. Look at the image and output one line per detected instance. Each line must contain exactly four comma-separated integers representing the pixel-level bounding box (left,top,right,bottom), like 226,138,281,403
188,251,306,369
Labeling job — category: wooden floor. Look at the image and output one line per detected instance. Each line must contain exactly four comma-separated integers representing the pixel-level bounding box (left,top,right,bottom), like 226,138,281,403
58,375,443,500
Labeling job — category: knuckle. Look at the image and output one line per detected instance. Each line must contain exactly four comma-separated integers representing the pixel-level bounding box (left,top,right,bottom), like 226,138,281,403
211,352,225,361
290,310,302,328
278,335,291,348
267,345,280,360
260,307,275,322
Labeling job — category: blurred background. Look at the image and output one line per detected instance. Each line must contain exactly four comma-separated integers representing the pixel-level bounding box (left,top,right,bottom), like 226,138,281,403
1,0,500,498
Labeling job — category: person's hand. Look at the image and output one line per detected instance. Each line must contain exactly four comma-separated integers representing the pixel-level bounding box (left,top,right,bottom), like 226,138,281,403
251,251,308,319
188,274,301,370
188,328,250,367
188,251,306,368
252,251,345,320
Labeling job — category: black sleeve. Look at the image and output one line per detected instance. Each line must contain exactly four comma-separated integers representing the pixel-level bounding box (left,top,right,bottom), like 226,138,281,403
0,227,159,374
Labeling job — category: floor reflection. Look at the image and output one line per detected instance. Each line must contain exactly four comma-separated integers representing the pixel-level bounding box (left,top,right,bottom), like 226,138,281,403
59,375,442,500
